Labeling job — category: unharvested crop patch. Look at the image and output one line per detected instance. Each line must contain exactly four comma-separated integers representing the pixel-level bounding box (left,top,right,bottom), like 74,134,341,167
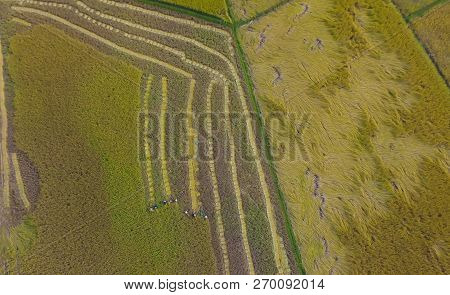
5,25,216,274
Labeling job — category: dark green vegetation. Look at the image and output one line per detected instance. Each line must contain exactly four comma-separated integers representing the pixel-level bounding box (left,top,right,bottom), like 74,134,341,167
393,0,448,20
138,0,230,24
7,25,215,274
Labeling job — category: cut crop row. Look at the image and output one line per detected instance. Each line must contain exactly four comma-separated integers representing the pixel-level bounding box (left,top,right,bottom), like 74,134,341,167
0,38,11,210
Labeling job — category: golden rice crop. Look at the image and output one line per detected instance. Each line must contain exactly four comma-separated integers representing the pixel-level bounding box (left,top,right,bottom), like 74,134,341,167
240,0,449,274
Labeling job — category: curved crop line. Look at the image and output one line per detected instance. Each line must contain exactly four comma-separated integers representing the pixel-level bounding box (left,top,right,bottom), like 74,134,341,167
11,153,31,210
11,6,193,78
143,75,155,204
11,17,32,27
223,83,255,274
97,0,232,40
17,0,226,81
160,76,172,198
0,39,10,210
186,79,200,211
205,79,230,275
13,0,291,273
85,0,291,273
78,1,233,68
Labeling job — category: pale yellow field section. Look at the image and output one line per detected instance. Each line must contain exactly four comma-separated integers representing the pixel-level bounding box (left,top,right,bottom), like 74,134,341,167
11,153,31,210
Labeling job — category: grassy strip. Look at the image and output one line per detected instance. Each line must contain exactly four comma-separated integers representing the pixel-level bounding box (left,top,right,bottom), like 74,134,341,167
137,0,231,26
0,38,11,210
225,0,306,275
405,0,448,21
236,0,294,27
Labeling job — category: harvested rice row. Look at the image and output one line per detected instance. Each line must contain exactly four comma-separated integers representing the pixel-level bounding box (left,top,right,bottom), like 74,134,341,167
224,46,291,275
11,153,30,210
18,0,226,81
93,3,290,268
11,6,192,78
13,0,290,274
205,79,230,275
223,83,255,274
160,77,172,198
78,1,233,71
11,17,32,27
186,79,201,211
142,75,155,204
0,38,10,210
84,0,290,273
97,0,232,42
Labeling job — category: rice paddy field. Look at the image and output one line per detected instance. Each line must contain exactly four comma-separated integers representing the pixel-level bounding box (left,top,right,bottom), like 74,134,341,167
0,0,298,275
238,0,449,274
0,0,448,275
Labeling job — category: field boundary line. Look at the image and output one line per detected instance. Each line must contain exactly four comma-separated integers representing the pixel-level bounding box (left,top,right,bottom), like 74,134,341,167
11,6,193,78
186,79,200,211
160,76,172,198
226,0,305,274
223,83,255,275
11,153,31,210
223,29,291,276
237,0,295,27
205,79,230,275
142,75,156,204
405,0,448,21
0,38,11,210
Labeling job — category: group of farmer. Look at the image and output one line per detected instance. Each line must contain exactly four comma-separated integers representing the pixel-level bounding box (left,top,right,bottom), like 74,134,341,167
148,197,177,212
147,197,209,220
184,209,208,220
